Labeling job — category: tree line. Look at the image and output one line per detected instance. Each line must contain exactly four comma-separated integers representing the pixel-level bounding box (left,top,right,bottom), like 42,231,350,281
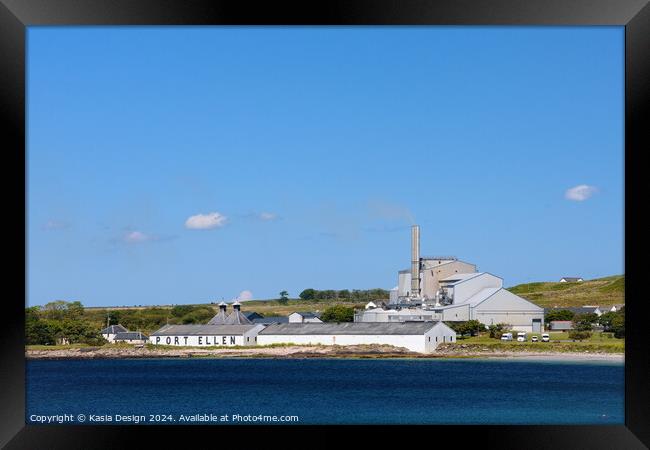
26,301,220,345
26,301,105,345
299,288,389,301
545,308,625,339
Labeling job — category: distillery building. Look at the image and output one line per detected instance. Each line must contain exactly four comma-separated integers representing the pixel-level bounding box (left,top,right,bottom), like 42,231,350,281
361,225,544,333
149,324,265,347
256,321,456,353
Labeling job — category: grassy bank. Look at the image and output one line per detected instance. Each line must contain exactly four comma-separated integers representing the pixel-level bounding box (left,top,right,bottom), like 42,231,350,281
507,275,624,308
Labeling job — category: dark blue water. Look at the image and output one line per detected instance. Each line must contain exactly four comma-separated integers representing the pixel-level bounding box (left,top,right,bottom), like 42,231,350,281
26,358,623,425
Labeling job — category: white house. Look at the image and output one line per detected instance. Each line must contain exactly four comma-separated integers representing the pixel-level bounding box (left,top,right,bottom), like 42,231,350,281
257,321,456,353
100,324,128,343
559,277,584,282
288,312,323,323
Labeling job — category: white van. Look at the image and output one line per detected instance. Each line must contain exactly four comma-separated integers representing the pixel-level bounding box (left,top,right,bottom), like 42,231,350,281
541,333,550,342
500,333,513,341
516,332,527,342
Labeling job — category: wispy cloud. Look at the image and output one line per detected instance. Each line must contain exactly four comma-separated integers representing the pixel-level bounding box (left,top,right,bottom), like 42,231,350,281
185,212,227,230
240,211,281,222
123,230,151,243
110,229,177,245
565,184,598,201
259,212,278,221
236,290,254,301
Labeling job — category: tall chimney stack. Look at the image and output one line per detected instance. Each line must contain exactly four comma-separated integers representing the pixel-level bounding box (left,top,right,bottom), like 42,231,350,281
410,225,421,297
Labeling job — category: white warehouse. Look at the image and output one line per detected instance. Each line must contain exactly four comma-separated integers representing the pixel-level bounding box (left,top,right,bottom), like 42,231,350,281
257,322,457,353
149,324,265,347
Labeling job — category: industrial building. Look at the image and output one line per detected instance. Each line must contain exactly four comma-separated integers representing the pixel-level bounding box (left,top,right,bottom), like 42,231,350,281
257,322,456,353
149,324,265,346
360,225,545,333
146,303,455,353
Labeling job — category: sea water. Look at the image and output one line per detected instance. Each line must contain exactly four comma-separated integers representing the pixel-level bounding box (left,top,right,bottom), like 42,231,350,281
26,358,623,425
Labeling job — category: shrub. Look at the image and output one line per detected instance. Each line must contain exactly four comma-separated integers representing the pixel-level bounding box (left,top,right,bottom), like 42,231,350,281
320,305,354,322
568,330,591,341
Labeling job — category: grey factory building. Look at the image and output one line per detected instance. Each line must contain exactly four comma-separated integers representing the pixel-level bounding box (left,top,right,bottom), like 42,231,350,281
359,225,545,333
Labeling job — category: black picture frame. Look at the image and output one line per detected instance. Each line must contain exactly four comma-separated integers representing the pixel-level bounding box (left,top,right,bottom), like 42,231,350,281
1,0,648,448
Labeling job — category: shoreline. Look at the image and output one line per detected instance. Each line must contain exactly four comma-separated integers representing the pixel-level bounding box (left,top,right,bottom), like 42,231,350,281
25,345,624,362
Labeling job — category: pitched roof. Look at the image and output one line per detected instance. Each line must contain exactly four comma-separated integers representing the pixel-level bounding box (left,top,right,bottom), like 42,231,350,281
207,310,228,325
151,324,262,336
114,331,148,340
455,287,501,306
243,312,263,320
292,311,321,318
259,322,448,335
225,309,253,324
252,316,289,324
440,272,484,284
560,277,583,281
100,324,128,334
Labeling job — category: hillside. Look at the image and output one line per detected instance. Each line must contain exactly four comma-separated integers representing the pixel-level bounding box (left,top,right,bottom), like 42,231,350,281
506,275,624,308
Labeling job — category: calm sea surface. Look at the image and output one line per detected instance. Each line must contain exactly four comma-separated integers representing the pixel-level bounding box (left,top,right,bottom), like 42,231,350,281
26,358,623,425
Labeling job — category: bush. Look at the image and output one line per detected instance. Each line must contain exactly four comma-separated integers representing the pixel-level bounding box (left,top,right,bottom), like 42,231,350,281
448,320,485,337
568,330,591,341
320,305,354,322
488,323,510,339
545,309,574,324
611,314,625,338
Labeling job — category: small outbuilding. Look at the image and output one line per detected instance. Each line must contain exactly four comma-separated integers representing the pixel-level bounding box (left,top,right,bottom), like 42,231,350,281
100,324,128,343
288,312,323,323
559,277,584,283
549,320,574,331
257,321,456,353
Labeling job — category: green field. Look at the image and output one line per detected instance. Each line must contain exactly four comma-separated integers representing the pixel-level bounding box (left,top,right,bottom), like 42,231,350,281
453,331,624,353
506,275,624,308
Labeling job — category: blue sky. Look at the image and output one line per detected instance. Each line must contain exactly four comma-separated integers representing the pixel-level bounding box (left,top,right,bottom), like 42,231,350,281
27,26,624,307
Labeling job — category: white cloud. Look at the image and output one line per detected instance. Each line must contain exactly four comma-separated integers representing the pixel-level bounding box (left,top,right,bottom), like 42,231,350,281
259,212,277,221
565,184,598,201
237,290,254,301
123,231,150,243
185,212,227,230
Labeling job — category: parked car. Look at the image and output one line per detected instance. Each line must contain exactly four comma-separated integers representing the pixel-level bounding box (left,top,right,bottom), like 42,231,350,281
500,333,513,341
541,333,550,342
531,336,539,342
516,332,527,342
